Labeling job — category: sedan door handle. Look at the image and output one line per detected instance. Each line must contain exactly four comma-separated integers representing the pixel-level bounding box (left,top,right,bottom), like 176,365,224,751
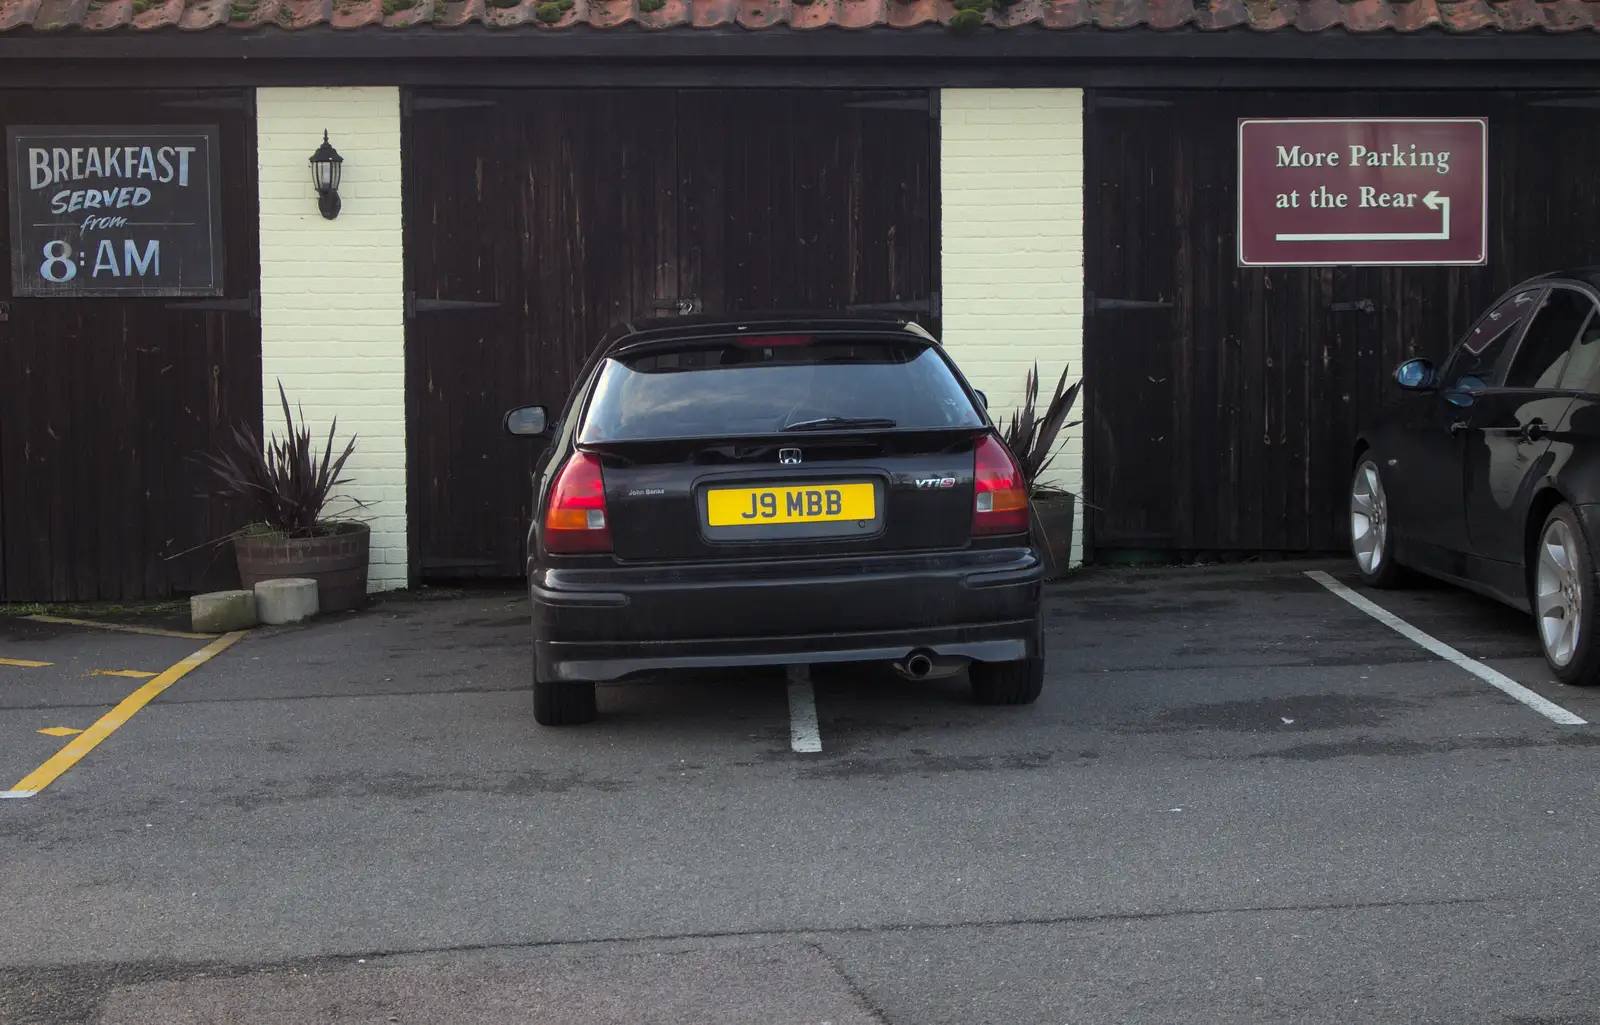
1522,420,1549,441
1449,420,1471,436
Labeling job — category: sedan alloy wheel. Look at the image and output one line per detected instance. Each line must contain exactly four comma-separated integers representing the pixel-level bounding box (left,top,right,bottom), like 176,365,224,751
1532,505,1600,686
1350,459,1400,587
1350,462,1388,576
1536,516,1585,668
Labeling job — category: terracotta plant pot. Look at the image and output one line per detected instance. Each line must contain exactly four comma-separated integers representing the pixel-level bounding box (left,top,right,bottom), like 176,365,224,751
1031,493,1076,580
234,522,371,613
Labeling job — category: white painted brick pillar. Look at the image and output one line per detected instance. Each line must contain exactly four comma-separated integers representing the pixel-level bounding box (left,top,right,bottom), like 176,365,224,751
939,89,1086,566
256,87,407,592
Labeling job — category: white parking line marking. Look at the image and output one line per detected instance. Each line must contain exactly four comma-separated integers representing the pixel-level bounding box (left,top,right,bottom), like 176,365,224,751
0,790,37,799
1306,570,1588,726
786,664,822,753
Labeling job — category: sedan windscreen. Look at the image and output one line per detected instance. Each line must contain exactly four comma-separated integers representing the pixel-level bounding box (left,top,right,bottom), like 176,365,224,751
578,336,984,443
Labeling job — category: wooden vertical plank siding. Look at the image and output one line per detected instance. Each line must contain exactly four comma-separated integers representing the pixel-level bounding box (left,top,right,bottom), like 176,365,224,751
405,88,936,580
0,90,260,602
1086,90,1600,558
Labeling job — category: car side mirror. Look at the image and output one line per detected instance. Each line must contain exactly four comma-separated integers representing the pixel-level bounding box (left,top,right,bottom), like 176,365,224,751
974,389,988,409
504,405,549,437
1393,358,1437,391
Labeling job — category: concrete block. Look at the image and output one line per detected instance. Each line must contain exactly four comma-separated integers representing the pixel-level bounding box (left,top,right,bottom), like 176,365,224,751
191,591,259,633
254,578,320,626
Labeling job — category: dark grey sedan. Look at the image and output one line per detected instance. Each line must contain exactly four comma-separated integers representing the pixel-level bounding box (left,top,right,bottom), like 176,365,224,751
1352,269,1600,684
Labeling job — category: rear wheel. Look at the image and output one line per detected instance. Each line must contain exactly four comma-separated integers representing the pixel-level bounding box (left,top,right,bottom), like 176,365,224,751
1350,458,1402,588
971,625,1045,706
533,673,598,726
1533,505,1600,686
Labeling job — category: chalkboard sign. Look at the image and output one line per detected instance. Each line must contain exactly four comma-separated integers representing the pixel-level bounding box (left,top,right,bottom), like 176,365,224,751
7,125,224,298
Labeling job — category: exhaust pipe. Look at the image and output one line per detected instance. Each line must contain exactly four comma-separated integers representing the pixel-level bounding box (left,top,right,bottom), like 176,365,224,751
895,651,935,680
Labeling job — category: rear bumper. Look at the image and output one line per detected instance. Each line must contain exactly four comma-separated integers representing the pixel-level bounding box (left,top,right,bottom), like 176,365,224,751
529,547,1044,682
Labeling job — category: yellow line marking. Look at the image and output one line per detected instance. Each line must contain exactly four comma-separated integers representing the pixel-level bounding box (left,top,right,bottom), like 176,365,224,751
37,727,83,737
8,630,247,797
24,615,215,641
0,658,53,668
88,669,158,679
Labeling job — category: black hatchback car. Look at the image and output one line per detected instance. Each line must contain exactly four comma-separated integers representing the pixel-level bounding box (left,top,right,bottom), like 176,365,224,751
504,314,1047,726
1353,269,1600,684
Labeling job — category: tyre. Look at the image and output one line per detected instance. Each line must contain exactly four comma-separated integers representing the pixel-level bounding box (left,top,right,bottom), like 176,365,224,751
971,623,1045,706
533,674,598,726
1532,504,1600,686
1350,457,1403,588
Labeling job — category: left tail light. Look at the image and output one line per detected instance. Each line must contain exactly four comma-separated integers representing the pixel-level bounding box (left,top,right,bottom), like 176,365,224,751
543,451,612,554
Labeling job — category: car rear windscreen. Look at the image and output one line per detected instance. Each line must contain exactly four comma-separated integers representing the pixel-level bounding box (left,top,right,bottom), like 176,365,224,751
578,335,984,443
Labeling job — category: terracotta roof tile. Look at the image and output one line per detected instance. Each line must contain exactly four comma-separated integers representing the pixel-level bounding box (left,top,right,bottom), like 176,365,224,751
6,0,1600,31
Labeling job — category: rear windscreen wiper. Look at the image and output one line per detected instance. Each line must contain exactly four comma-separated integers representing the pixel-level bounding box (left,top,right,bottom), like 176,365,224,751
780,416,898,432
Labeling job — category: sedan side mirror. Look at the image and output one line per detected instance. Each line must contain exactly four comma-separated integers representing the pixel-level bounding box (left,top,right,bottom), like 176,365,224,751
504,405,549,437
1393,358,1437,391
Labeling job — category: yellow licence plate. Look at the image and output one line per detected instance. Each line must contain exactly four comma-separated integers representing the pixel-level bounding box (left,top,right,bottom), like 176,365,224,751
705,483,876,526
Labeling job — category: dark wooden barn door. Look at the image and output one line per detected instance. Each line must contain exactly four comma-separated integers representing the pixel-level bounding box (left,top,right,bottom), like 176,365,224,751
1086,89,1600,560
404,89,936,581
403,90,679,579
1084,95,1185,553
0,90,260,602
677,90,937,319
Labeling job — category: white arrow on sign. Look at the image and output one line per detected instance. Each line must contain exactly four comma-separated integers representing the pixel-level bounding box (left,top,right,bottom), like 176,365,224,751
1275,191,1451,243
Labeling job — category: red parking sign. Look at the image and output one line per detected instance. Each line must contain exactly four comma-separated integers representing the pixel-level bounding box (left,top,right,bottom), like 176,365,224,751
1237,118,1487,267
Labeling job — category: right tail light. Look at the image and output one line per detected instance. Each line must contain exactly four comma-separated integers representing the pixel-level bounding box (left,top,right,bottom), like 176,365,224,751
971,434,1029,536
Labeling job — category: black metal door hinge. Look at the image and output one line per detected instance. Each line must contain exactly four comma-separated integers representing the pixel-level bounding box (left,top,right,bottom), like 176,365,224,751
165,289,258,318
158,95,249,111
1088,291,1174,314
846,292,941,319
650,297,703,316
403,95,500,117
405,290,500,320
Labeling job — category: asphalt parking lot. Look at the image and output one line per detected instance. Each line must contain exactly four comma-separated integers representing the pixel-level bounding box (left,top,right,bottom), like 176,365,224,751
4,561,1600,1024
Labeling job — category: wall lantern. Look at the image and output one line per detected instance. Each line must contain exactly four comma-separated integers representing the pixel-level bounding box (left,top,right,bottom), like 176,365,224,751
309,130,344,220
